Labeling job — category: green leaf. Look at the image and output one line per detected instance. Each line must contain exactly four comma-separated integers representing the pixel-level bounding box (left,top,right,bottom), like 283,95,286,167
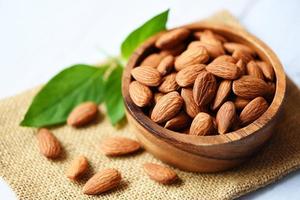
121,9,169,60
20,64,108,127
104,65,125,125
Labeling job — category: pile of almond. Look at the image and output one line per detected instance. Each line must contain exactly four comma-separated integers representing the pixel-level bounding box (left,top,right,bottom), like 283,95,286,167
129,28,275,135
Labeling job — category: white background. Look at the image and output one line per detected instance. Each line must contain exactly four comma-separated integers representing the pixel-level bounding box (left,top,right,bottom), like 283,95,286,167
0,0,300,199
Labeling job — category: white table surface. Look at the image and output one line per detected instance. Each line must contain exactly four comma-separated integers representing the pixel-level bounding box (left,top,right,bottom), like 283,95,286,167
0,0,299,199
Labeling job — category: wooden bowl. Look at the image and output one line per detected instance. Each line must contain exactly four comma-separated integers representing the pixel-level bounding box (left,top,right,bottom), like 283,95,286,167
121,22,286,172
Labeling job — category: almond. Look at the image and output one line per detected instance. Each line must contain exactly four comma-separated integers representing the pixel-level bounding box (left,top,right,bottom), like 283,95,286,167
157,55,174,76
175,64,205,87
236,59,246,75
164,112,191,131
239,97,268,125
37,128,61,159
158,73,180,93
174,46,209,71
246,60,264,79
188,41,225,58
216,101,236,134
256,61,275,81
232,49,253,63
143,163,177,184
67,102,98,127
141,53,165,68
83,168,121,195
151,91,183,123
211,55,236,64
193,71,217,107
129,81,153,107
206,61,240,80
233,76,271,99
181,88,203,118
100,137,141,156
155,28,190,49
224,42,255,55
194,31,227,43
66,155,89,180
234,97,250,110
160,43,186,56
200,30,222,46
131,66,161,86
189,112,214,136
211,80,232,111
154,93,164,104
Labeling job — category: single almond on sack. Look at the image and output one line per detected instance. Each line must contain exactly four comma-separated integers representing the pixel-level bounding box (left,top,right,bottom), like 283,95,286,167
141,53,165,68
189,112,214,136
181,88,203,118
164,112,191,131
160,43,186,56
240,96,269,125
223,42,255,55
236,59,246,75
193,71,217,107
66,155,89,180
233,76,271,99
256,61,275,81
100,137,141,156
158,73,180,93
174,46,209,71
157,55,174,76
151,91,183,123
216,101,236,134
246,60,264,79
154,92,164,104
155,28,190,49
206,61,241,80
143,163,178,184
37,128,61,159
67,101,98,127
175,64,205,87
232,49,253,63
129,81,153,107
188,41,225,58
131,66,161,86
211,80,232,111
211,55,236,64
234,97,250,110
83,168,121,195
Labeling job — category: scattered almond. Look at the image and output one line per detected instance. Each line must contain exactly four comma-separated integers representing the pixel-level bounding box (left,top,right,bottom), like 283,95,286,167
100,137,141,156
143,163,177,184
175,64,205,87
216,101,236,134
211,80,232,111
190,112,214,136
66,155,89,180
37,128,61,159
131,66,161,86
67,102,98,127
206,61,241,80
240,97,269,125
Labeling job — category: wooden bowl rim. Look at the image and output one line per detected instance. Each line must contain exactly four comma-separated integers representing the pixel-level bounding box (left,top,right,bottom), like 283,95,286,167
122,22,286,147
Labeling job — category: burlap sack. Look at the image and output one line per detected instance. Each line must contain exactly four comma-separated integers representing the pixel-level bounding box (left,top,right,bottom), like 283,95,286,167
1,12,300,200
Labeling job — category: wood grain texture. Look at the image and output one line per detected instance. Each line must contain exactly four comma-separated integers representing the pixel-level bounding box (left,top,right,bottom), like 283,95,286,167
122,11,286,172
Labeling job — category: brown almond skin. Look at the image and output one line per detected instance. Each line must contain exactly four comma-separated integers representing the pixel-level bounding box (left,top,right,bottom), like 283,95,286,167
232,49,253,63
155,28,190,49
206,61,241,80
234,97,251,110
164,112,191,131
131,66,161,86
158,73,180,93
37,128,61,159
157,55,174,76
181,88,203,118
216,101,236,134
246,60,264,79
233,76,271,99
211,80,232,111
175,64,205,87
154,93,164,104
141,53,165,68
174,46,209,71
256,61,275,81
151,91,183,123
200,30,222,46
129,81,153,107
100,137,141,156
66,155,89,180
160,43,186,56
188,41,225,58
143,163,177,184
83,168,121,195
67,102,98,127
211,55,236,64
236,59,246,75
239,97,269,125
224,42,255,55
190,112,214,136
193,71,217,107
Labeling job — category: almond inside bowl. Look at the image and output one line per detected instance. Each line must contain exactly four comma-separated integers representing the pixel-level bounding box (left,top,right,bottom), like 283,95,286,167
122,22,286,172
